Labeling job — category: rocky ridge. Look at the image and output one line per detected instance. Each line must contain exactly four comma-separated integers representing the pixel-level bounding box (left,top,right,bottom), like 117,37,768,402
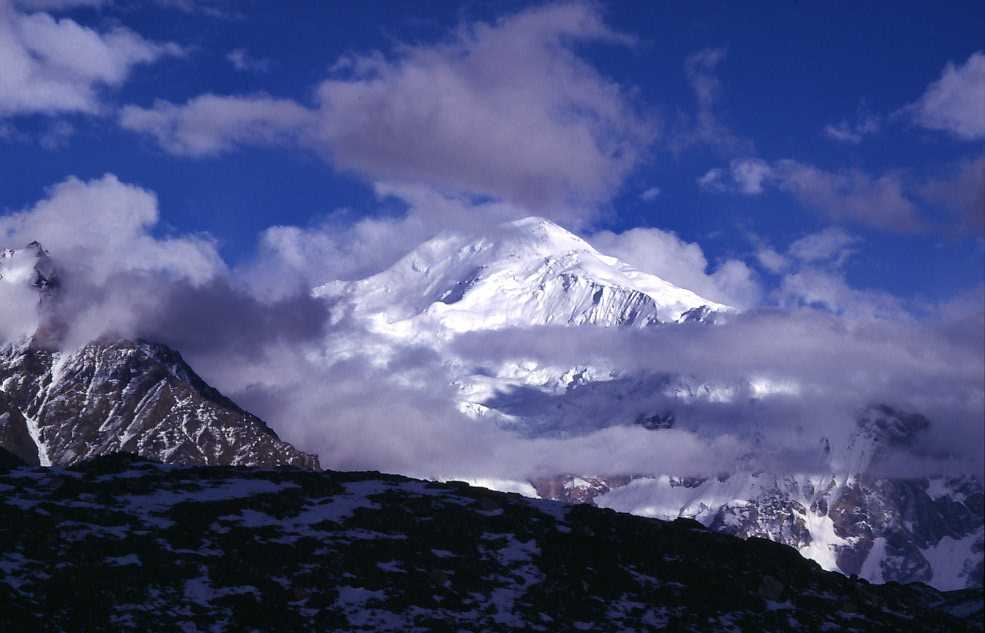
0,242,318,470
0,338,319,469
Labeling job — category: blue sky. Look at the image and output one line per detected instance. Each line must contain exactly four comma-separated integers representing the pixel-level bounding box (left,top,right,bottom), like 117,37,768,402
1,0,983,307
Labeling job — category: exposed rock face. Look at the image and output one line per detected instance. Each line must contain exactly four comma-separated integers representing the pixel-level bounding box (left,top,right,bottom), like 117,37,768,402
0,454,980,632
530,474,633,505
0,392,39,466
552,474,984,591
0,339,319,470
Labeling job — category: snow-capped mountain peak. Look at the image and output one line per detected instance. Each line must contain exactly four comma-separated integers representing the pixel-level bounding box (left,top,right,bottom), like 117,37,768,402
316,216,732,340
0,241,58,294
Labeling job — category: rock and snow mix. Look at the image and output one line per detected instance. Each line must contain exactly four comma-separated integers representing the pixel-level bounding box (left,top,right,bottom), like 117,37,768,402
0,339,318,470
0,454,980,632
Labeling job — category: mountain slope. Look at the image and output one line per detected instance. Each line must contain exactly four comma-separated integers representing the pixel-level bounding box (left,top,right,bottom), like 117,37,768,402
0,241,319,470
0,453,980,632
0,339,319,469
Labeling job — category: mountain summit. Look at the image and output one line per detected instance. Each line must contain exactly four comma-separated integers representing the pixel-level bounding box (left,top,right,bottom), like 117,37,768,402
316,217,731,341
0,242,58,294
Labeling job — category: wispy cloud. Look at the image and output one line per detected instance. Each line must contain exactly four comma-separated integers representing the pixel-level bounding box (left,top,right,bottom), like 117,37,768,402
226,48,272,73
787,227,860,267
700,158,923,232
670,48,754,156
14,0,107,9
904,50,985,141
120,94,314,156
823,108,881,144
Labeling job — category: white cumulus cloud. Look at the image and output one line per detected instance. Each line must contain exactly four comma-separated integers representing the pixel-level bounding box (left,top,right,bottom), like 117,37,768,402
118,3,655,223
588,226,761,308
120,94,315,156
0,0,183,117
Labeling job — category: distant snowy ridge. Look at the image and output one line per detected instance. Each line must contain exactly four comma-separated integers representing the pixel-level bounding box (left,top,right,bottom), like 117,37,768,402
546,405,985,591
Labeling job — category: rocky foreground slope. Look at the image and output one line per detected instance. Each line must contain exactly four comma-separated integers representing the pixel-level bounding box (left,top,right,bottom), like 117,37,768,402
0,454,981,632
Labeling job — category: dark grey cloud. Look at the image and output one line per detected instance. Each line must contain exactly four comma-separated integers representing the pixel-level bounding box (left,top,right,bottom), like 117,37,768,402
138,279,328,357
